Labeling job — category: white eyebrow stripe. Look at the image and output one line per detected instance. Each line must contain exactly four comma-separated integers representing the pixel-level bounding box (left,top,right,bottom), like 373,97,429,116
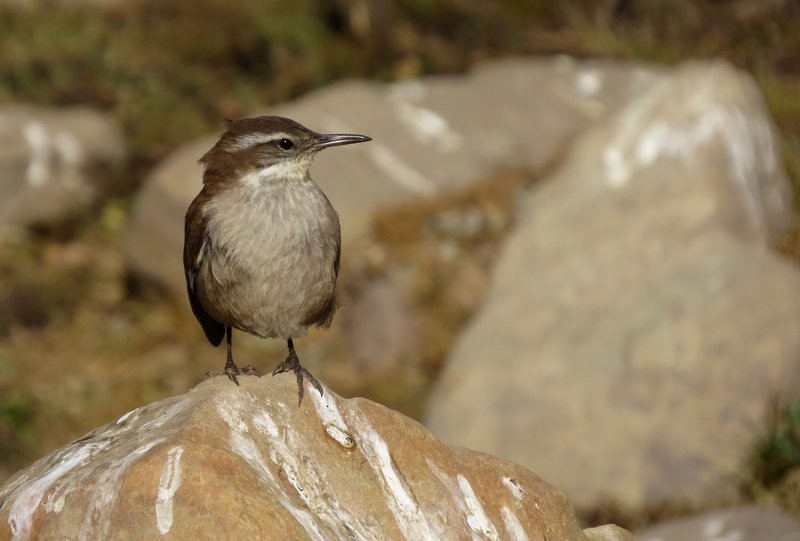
226,132,292,152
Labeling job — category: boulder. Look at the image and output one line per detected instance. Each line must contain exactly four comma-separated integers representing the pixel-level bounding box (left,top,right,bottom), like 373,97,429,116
125,57,661,297
0,105,125,229
425,61,800,510
0,375,628,540
638,506,800,541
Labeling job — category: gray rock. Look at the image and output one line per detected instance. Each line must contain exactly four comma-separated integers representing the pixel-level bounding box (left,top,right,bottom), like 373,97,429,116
339,278,418,376
0,375,627,540
585,525,637,541
425,61,800,510
638,506,800,541
0,105,125,229
125,57,661,297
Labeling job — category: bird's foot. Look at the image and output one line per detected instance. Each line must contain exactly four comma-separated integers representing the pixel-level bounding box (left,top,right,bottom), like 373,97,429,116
202,364,260,384
224,362,241,385
272,351,323,406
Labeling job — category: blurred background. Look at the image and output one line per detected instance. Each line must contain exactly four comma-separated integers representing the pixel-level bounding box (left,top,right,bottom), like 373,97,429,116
1,0,800,534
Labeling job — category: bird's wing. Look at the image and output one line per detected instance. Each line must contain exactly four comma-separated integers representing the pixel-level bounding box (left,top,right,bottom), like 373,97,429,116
302,228,341,329
184,197,225,346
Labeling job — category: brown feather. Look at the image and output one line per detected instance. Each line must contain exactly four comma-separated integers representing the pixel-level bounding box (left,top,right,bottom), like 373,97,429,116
183,191,225,346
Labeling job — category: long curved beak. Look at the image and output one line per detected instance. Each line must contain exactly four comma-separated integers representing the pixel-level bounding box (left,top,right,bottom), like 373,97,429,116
314,133,372,149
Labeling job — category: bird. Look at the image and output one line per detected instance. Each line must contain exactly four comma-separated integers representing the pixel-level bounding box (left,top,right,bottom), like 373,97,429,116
183,115,371,404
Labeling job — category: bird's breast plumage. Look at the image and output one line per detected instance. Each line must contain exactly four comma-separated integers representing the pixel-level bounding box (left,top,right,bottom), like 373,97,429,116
196,175,340,339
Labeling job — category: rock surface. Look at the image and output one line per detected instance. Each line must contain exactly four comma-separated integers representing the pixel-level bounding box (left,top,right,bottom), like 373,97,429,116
125,57,660,297
425,61,800,509
0,375,626,540
638,506,800,541
0,104,125,229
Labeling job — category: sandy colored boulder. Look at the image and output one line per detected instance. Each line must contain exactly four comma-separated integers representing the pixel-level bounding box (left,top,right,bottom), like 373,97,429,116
426,60,800,509
0,105,125,228
638,506,800,541
0,375,625,540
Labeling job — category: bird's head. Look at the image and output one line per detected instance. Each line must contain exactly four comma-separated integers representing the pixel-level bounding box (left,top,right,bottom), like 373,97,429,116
200,116,371,187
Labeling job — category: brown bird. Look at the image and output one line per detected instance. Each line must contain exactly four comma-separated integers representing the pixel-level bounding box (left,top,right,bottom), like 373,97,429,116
183,116,371,404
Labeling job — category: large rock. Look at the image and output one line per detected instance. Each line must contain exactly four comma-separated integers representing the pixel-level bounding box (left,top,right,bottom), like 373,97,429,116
0,105,125,229
126,57,661,297
638,506,800,541
425,61,800,510
0,375,628,540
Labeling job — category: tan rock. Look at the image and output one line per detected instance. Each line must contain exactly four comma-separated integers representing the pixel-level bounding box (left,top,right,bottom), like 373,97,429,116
426,60,800,510
0,376,623,540
0,104,125,229
638,506,800,541
585,525,637,541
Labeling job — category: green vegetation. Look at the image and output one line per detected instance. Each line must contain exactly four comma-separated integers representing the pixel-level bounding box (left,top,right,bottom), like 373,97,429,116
0,1,799,194
747,399,800,497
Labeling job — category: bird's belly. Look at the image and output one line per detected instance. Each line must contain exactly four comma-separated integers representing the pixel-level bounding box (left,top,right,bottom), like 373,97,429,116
225,254,335,338
198,187,340,339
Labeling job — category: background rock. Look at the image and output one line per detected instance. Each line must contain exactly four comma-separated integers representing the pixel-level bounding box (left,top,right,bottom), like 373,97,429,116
125,57,661,298
0,375,627,540
425,61,800,510
0,105,125,229
638,506,800,541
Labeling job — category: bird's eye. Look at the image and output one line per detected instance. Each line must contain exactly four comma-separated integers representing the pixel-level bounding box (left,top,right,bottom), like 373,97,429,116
277,138,294,151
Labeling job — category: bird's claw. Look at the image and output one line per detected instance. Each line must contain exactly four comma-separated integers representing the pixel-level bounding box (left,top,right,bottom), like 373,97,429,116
224,363,241,385
272,353,323,406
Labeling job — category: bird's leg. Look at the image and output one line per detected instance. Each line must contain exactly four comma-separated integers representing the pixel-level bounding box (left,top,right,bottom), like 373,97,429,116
223,326,241,385
272,338,323,405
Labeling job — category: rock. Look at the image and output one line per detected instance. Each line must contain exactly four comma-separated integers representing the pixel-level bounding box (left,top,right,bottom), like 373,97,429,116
125,57,660,297
0,376,628,540
339,278,417,376
0,105,125,229
425,60,800,510
585,524,637,541
638,506,800,541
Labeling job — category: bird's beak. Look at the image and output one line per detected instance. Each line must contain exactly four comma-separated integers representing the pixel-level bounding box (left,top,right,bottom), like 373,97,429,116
314,133,372,149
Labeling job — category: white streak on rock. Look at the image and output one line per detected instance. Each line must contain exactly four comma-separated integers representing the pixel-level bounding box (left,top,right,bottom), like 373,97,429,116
575,70,602,97
501,476,525,502
367,143,437,196
310,388,354,448
22,121,50,187
155,446,184,535
426,459,462,507
389,80,462,153
229,430,325,541
600,64,784,235
457,474,500,540
7,441,107,541
426,459,481,540
251,409,379,540
115,407,140,425
394,102,463,152
219,395,328,540
79,439,164,541
501,506,530,541
349,407,439,540
216,396,249,433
